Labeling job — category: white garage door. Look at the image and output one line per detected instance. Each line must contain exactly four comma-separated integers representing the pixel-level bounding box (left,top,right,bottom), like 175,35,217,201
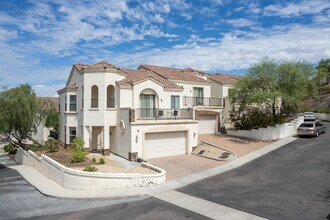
144,131,186,159
198,115,216,134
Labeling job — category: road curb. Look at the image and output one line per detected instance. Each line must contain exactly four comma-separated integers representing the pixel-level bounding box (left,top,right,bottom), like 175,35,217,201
2,136,297,199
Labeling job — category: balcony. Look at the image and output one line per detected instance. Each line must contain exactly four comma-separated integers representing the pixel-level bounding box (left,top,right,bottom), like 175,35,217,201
183,96,223,107
135,108,193,120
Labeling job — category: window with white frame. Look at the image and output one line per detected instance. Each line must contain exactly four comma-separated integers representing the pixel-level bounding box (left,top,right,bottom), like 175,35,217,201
69,95,76,111
171,95,180,109
65,95,67,111
69,127,76,143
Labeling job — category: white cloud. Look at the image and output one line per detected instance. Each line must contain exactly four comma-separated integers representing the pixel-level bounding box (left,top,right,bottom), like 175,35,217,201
220,18,257,27
264,0,330,18
107,24,330,72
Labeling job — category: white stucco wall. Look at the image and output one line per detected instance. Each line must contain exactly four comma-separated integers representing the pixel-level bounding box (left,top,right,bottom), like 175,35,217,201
110,108,132,158
15,148,166,190
227,117,304,140
315,113,330,121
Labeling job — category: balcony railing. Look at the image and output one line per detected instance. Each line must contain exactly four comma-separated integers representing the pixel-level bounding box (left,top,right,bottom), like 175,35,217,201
183,96,223,107
136,108,193,120
107,98,115,108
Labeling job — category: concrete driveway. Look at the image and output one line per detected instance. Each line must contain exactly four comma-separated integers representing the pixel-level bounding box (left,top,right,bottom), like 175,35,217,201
179,122,330,219
147,134,272,180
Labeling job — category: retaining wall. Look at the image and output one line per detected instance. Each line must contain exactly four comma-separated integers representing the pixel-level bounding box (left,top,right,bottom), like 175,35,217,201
227,117,304,141
315,113,330,121
15,148,166,190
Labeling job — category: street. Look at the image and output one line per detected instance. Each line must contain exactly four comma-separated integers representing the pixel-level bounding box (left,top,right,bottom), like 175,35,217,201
0,122,329,220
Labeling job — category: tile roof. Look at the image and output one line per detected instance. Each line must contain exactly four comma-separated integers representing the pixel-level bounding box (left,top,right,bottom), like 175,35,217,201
139,64,209,84
208,74,241,85
117,69,183,89
74,61,122,72
57,83,78,94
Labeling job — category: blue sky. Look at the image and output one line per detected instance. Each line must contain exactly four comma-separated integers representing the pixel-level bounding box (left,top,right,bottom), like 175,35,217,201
0,0,329,96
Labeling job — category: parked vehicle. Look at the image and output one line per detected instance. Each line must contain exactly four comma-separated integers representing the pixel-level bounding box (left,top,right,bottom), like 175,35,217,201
297,122,326,137
303,112,316,121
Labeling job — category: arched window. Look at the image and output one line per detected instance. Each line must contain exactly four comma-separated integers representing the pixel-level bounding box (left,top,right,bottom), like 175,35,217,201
91,85,98,108
140,89,157,118
106,85,115,108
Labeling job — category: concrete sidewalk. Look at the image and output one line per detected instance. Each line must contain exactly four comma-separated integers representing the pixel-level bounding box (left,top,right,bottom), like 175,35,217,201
1,136,297,199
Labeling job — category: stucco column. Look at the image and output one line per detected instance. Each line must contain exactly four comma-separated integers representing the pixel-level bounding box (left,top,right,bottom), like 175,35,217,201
102,126,110,156
83,126,90,150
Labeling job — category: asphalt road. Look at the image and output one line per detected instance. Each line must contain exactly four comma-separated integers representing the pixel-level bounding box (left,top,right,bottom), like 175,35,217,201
179,121,330,220
0,166,208,220
1,122,329,220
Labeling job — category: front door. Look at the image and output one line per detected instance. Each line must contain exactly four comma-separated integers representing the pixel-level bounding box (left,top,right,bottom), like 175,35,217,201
140,94,155,118
92,127,102,150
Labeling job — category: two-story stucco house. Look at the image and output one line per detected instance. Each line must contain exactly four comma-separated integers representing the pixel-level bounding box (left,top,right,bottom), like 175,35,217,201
58,61,227,161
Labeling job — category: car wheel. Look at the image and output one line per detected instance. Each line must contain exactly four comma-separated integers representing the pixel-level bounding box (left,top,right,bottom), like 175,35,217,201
316,131,319,137
324,128,327,133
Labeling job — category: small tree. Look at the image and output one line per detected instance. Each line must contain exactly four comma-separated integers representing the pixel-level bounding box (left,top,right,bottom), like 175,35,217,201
71,137,86,163
45,138,59,152
0,84,59,148
315,59,330,86
0,85,37,147
229,58,317,129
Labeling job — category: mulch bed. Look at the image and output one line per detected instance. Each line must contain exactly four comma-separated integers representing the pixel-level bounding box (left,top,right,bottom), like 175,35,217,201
42,146,94,168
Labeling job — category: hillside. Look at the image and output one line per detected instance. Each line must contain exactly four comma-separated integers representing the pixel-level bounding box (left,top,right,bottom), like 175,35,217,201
304,85,330,112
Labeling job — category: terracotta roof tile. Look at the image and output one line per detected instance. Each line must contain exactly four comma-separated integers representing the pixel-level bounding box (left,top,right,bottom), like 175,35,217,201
74,61,121,71
57,83,78,94
139,64,209,84
117,69,182,89
208,74,241,85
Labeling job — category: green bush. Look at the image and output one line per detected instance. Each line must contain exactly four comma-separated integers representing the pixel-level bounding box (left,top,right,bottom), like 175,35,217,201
98,158,105,164
3,144,14,152
29,144,44,152
71,150,86,163
92,158,96,163
230,108,277,130
83,165,97,172
70,137,86,163
317,108,330,114
45,138,59,152
72,137,85,151
8,148,17,155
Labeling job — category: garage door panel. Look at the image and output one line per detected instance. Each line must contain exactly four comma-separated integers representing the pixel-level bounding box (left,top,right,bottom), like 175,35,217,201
144,131,186,159
198,115,216,134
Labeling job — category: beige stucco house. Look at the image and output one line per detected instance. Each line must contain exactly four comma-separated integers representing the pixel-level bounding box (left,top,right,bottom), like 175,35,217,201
58,61,238,161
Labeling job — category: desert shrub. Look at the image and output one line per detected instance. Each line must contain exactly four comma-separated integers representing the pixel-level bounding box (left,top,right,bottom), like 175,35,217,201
71,150,86,163
29,144,44,152
3,144,14,152
317,108,330,114
70,137,86,163
71,137,85,151
8,147,17,155
92,158,96,163
83,165,97,172
45,138,59,152
230,108,277,130
98,158,105,164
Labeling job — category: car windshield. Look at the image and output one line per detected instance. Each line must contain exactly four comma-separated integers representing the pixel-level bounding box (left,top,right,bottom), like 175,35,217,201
299,123,314,127
304,112,314,115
